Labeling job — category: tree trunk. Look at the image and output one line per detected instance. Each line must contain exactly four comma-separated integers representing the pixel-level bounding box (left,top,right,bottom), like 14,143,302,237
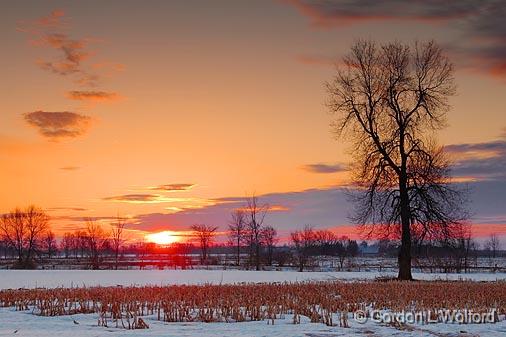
398,174,413,280
236,238,240,266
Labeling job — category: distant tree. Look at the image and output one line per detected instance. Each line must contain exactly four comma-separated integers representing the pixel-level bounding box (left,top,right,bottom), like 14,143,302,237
111,215,127,270
347,239,359,257
244,195,269,270
327,40,468,279
228,209,246,266
314,229,337,256
84,219,107,269
335,236,349,270
42,230,58,259
485,233,501,259
261,225,278,266
458,231,478,273
60,232,74,258
0,206,50,268
360,240,368,252
191,224,218,264
291,225,316,272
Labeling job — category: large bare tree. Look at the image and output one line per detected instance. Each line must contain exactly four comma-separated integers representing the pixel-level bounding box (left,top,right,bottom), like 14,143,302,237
327,40,468,280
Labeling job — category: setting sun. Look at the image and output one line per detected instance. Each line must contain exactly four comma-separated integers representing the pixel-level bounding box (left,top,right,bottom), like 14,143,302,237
145,231,180,245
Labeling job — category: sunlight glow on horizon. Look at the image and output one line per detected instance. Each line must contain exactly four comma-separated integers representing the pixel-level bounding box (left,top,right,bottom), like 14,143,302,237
145,230,181,245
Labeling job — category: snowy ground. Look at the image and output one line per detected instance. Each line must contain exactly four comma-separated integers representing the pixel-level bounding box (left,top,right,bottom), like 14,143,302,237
1,270,505,336
1,307,505,337
0,269,505,289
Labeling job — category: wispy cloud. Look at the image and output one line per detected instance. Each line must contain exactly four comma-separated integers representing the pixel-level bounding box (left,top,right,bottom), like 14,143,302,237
18,10,123,139
66,90,120,102
302,163,347,174
24,111,91,141
150,183,195,191
47,207,88,212
102,194,203,205
36,33,90,78
59,166,80,171
103,194,172,203
19,10,123,86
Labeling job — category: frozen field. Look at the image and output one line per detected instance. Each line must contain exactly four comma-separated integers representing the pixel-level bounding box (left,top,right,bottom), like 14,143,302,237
1,307,505,337
1,270,505,337
0,269,505,289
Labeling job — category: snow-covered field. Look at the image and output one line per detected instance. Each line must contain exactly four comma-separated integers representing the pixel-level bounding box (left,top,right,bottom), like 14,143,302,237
1,307,505,337
1,270,505,337
0,269,505,289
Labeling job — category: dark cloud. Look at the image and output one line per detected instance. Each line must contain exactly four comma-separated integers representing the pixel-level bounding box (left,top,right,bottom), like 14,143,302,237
150,183,195,191
131,188,350,234
129,176,506,237
66,90,120,102
286,0,477,26
302,163,347,173
286,0,506,79
446,138,506,180
23,111,91,140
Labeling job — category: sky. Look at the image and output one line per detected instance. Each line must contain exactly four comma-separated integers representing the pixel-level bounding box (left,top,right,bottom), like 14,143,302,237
1,0,505,244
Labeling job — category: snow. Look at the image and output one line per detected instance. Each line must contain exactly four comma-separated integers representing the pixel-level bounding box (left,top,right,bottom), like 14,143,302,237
1,307,505,337
0,269,504,289
1,270,505,336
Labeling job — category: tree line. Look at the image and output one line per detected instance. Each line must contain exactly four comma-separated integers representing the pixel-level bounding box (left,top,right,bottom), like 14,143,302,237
0,201,502,271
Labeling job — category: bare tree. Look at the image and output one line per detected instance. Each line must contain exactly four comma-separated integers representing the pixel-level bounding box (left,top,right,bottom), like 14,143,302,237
0,209,25,265
335,236,349,270
42,230,57,259
291,225,316,272
485,233,501,259
261,225,278,266
314,229,337,256
60,232,74,258
228,209,246,266
0,206,50,268
111,215,127,270
327,40,468,280
84,219,107,269
75,230,87,258
244,195,269,271
191,224,218,265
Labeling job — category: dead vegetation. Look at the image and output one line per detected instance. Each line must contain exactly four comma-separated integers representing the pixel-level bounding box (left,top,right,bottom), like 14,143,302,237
0,280,504,329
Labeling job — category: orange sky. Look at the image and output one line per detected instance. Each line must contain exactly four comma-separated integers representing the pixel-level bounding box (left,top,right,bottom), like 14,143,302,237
1,1,505,243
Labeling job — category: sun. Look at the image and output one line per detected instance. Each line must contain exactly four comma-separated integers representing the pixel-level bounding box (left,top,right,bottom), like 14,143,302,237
145,231,180,245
